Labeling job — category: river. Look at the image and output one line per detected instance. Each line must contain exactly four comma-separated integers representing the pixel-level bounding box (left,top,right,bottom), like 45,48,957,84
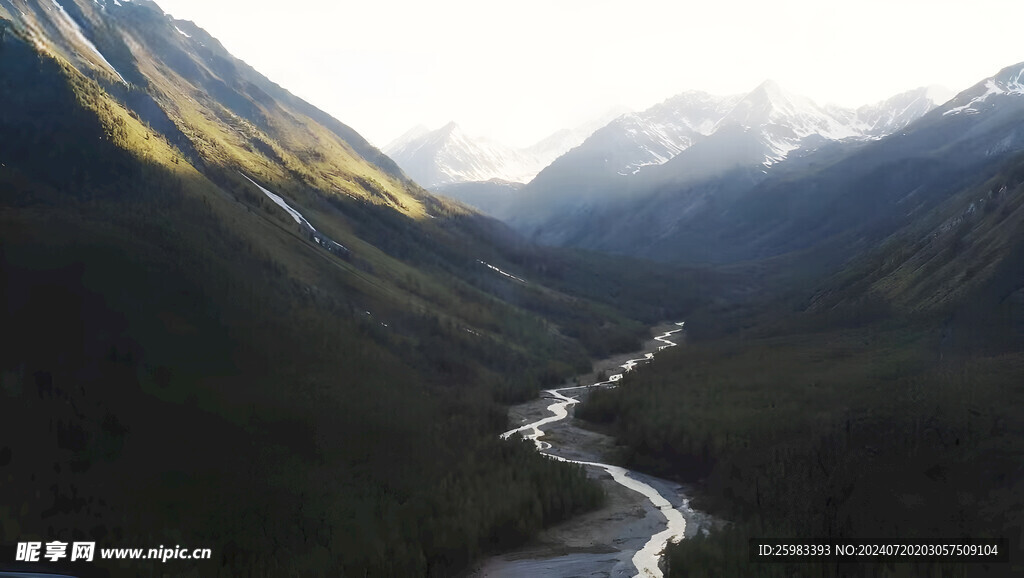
473,323,712,578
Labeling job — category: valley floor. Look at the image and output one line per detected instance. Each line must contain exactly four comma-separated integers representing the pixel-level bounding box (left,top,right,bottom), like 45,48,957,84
471,326,716,577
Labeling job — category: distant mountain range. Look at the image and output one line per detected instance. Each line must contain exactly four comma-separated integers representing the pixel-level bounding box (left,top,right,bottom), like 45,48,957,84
503,65,1024,270
391,83,954,217
384,108,628,189
499,82,954,231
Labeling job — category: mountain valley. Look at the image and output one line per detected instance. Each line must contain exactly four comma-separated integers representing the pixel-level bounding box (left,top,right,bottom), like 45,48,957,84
3,1,1024,577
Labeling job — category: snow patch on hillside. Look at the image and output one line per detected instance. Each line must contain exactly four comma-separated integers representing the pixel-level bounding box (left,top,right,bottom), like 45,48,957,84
240,174,314,229
477,260,528,284
50,0,127,84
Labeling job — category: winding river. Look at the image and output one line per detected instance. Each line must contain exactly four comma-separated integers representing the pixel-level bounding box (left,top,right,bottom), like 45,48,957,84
498,323,694,578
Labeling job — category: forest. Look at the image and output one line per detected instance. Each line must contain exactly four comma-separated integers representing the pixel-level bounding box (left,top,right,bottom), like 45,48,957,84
12,4,1024,576
0,28,705,576
579,155,1024,576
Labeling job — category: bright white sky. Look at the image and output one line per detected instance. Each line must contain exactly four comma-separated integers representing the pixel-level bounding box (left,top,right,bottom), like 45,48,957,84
153,0,1024,149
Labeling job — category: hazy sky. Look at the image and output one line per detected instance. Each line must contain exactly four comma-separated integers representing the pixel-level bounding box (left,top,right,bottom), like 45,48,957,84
153,0,1024,148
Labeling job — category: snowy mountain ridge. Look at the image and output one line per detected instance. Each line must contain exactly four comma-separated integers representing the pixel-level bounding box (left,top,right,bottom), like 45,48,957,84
943,64,1024,116
384,122,539,187
570,81,955,176
500,81,959,233
386,81,954,194
385,108,629,189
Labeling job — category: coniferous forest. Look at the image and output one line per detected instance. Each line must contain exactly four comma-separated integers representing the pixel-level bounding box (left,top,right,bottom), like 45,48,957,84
579,153,1024,577
0,12,708,575
5,1,1024,577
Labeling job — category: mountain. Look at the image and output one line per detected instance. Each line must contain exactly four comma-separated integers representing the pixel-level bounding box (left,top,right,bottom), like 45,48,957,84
496,91,743,217
385,123,432,152
561,67,1024,577
572,70,1024,577
433,178,525,217
523,104,632,165
504,80,958,257
942,64,1024,117
384,121,535,186
687,63,1024,267
385,108,628,189
856,85,955,136
560,91,745,179
0,2,720,576
712,80,859,158
577,138,1024,577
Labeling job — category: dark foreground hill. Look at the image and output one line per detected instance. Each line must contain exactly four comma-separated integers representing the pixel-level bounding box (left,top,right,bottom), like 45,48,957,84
0,2,722,575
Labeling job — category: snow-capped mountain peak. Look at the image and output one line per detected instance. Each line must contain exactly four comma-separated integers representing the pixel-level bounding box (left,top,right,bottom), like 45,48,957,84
943,63,1024,116
385,125,431,151
652,90,741,136
993,64,1024,91
857,85,953,135
569,91,746,176
385,110,630,189
524,81,951,195
743,79,802,115
384,122,537,187
717,80,861,142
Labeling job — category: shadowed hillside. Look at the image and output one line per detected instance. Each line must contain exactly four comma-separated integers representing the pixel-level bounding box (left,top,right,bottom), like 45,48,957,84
579,151,1024,577
0,5,722,575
